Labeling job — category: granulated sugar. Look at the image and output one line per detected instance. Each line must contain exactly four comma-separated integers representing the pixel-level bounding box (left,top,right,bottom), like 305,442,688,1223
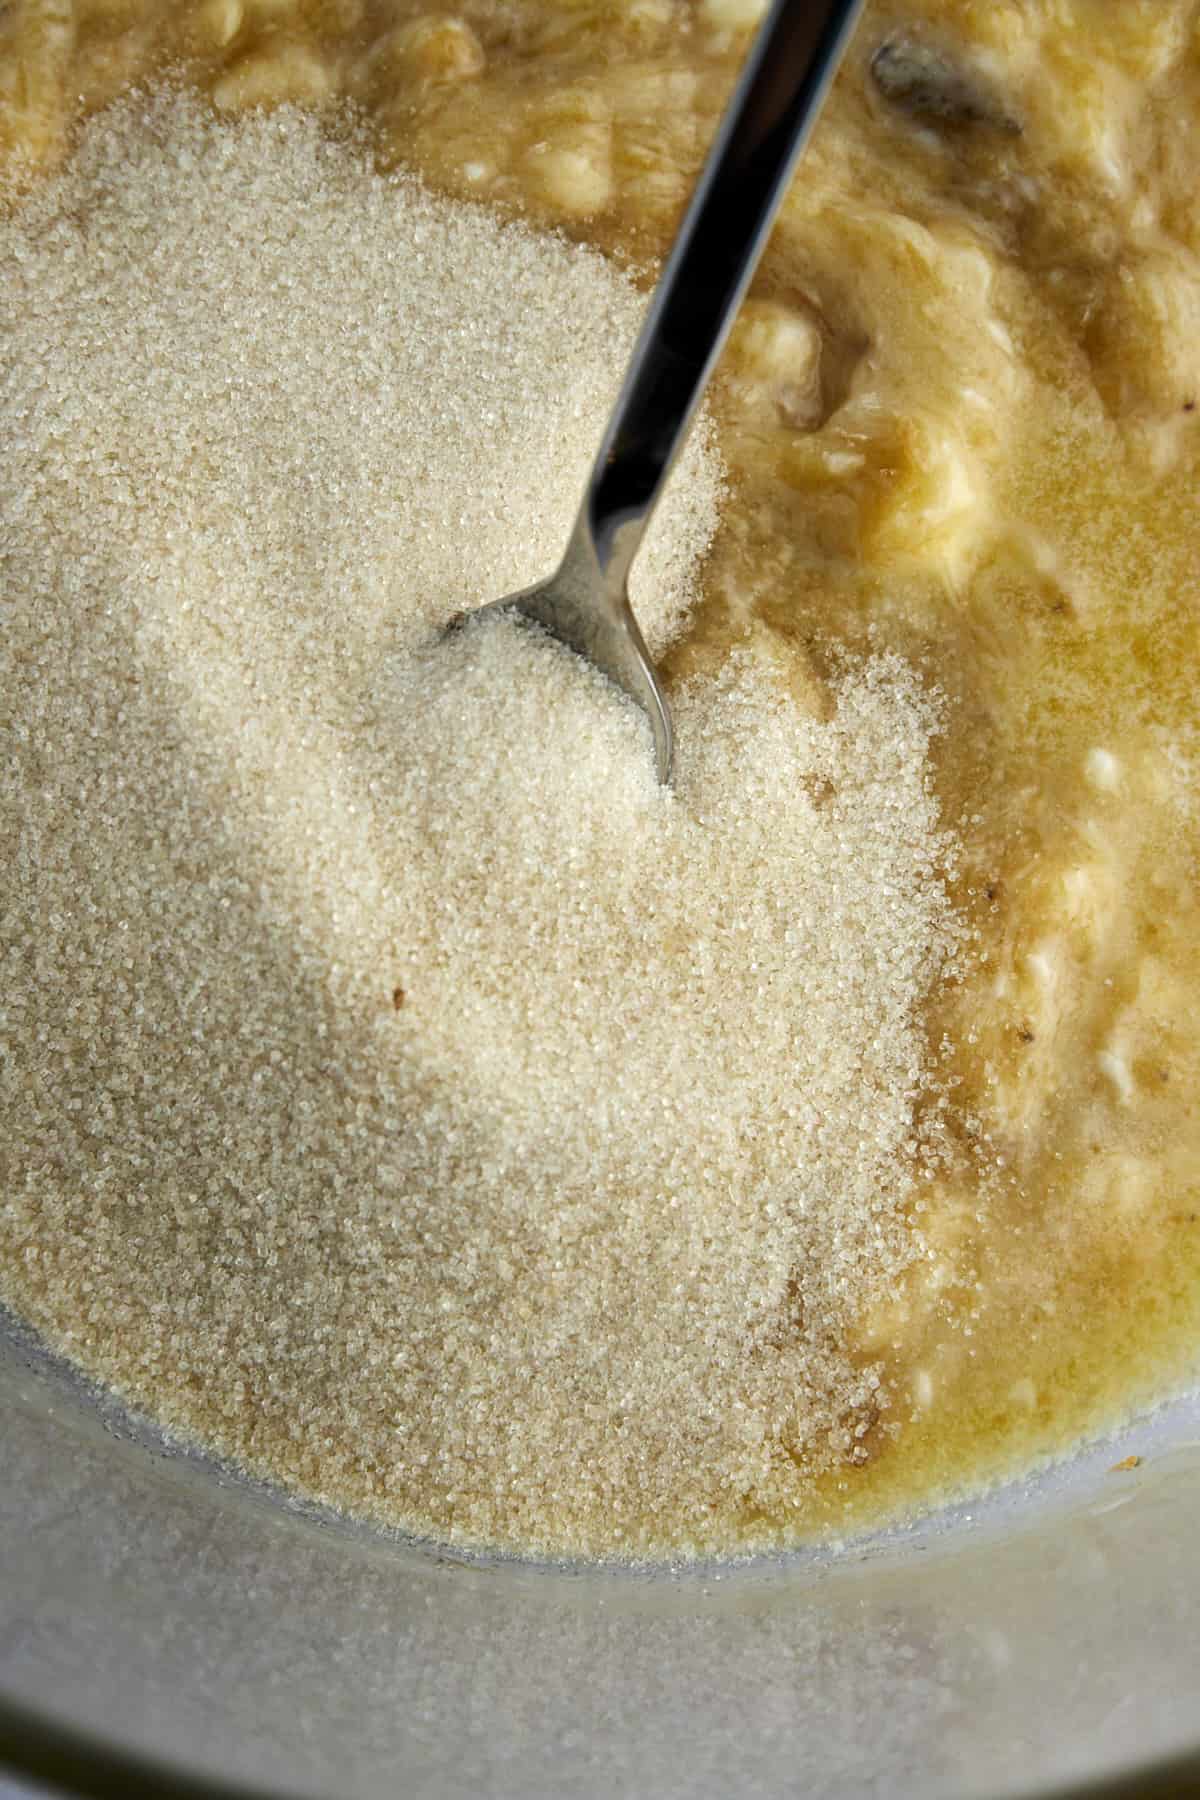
0,93,959,1558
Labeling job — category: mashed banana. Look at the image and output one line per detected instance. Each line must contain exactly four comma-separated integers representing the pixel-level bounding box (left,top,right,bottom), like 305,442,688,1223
2,0,1198,1544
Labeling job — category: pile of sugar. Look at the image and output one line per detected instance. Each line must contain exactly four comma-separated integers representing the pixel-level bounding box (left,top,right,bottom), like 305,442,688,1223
0,93,958,1558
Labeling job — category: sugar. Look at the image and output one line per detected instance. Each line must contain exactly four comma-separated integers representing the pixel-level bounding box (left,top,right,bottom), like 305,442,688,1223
0,91,959,1559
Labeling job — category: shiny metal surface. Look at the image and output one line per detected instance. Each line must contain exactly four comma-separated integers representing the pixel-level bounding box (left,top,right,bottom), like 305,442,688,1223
477,0,865,781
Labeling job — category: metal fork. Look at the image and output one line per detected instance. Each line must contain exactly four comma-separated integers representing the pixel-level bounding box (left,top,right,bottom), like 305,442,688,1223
469,0,864,782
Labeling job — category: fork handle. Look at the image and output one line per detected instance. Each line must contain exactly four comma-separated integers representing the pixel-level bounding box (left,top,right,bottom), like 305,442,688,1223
583,0,864,582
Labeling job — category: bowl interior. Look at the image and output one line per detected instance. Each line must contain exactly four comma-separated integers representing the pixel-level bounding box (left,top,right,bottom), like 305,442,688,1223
2,1317,1199,1800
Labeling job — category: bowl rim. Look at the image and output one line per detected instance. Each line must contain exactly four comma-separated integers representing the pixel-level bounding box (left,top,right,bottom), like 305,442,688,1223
2,1692,1200,1800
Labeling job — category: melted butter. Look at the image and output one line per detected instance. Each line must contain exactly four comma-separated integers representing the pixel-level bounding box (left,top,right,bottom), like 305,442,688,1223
766,333,1200,1540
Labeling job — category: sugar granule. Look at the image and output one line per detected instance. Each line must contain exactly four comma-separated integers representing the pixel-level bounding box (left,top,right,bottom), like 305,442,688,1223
0,93,958,1558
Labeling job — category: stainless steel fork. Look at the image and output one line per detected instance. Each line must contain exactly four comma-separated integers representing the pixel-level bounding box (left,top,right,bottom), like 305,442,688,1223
471,0,864,781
